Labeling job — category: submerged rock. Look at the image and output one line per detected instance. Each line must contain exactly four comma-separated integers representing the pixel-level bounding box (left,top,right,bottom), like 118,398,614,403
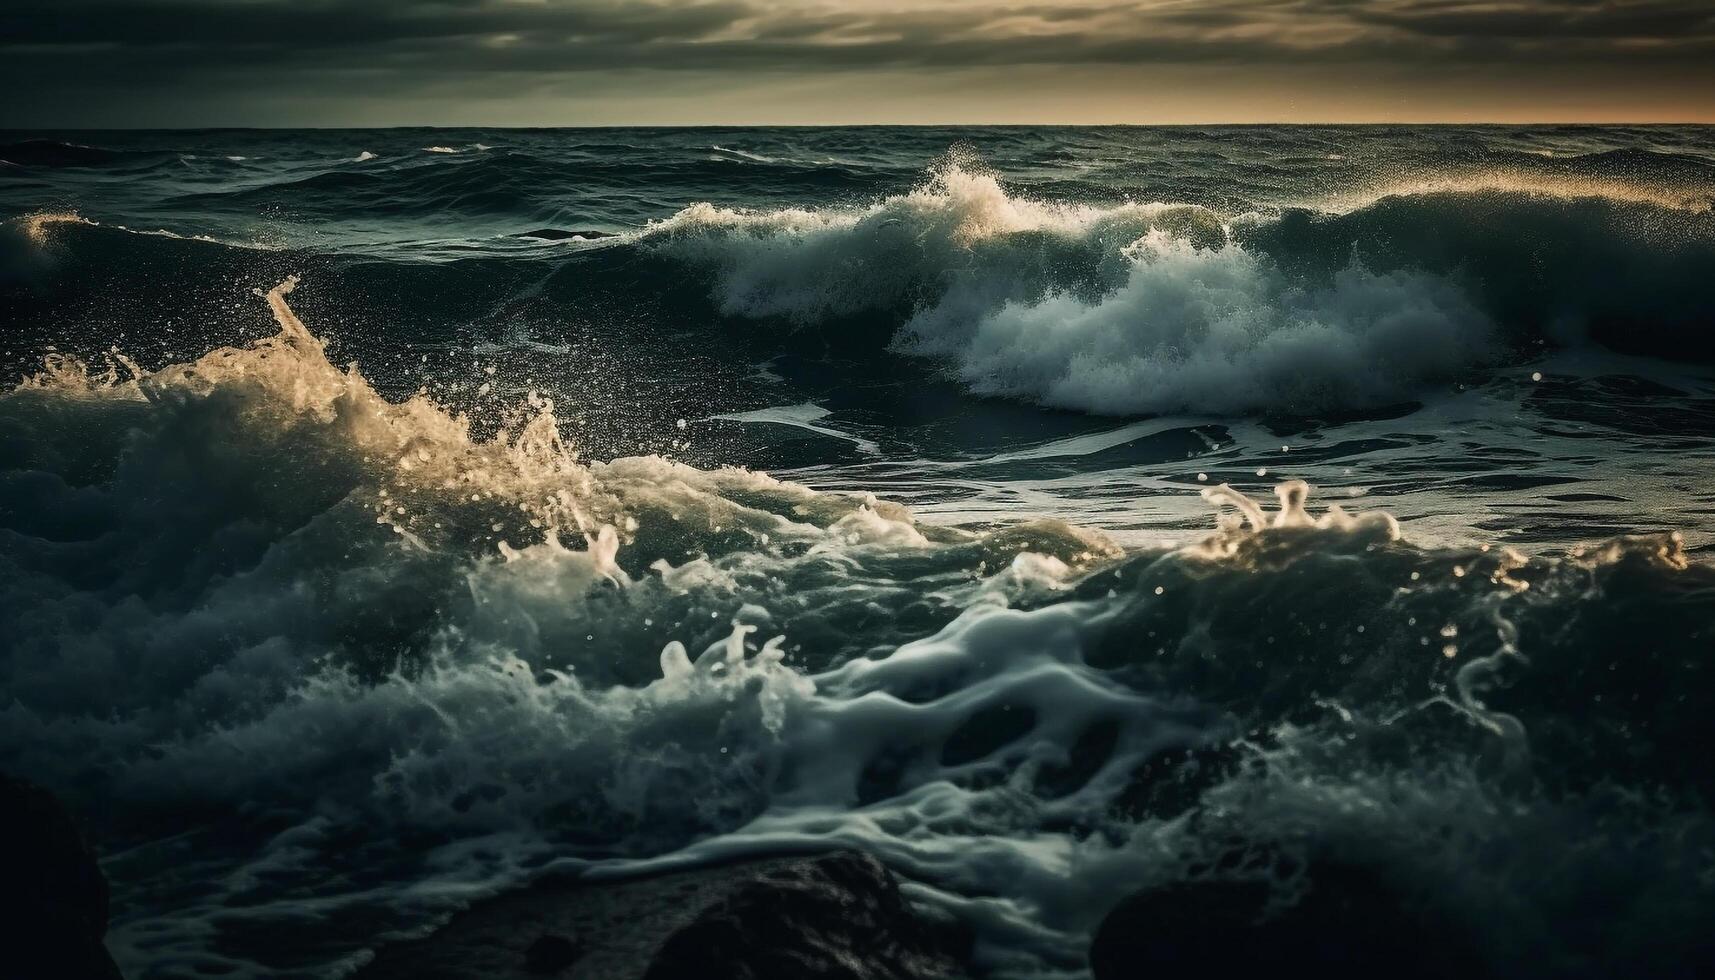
359,850,971,980
0,773,124,980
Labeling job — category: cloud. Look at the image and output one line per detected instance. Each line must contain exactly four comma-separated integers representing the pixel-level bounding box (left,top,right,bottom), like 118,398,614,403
6,0,1715,69
2,0,1712,123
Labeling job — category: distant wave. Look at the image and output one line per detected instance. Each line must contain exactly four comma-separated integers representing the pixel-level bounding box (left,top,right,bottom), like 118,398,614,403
0,138,280,173
1318,167,1712,216
1457,147,1715,208
164,150,880,217
13,210,100,243
0,138,140,167
4,211,283,263
710,145,778,164
1239,187,1715,354
15,150,1715,417
645,164,1715,414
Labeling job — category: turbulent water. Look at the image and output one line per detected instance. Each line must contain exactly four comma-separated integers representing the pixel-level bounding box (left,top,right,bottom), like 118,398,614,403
3,126,1715,978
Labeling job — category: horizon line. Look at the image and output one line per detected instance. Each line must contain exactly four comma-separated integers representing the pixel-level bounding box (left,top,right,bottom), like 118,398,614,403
6,120,1715,132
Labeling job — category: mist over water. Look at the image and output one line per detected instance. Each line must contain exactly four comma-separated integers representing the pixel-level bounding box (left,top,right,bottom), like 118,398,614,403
3,126,1715,978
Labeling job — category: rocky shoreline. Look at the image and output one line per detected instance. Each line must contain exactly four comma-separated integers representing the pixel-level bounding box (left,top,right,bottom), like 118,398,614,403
20,772,1705,979
0,777,1486,980
0,774,124,980
356,850,973,980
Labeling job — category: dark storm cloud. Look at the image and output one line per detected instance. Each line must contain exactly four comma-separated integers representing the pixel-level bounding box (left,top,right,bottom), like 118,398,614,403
6,0,1715,71
1349,0,1715,40
3,1,1712,123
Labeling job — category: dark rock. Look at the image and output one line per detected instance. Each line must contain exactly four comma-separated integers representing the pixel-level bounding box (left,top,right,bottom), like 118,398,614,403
1090,857,1485,980
642,851,971,980
0,773,124,980
359,850,971,980
523,934,582,974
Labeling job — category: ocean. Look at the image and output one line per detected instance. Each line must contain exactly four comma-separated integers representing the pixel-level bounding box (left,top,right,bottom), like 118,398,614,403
2,126,1714,977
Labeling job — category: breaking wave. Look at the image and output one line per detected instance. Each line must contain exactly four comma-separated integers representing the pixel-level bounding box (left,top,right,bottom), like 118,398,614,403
3,277,1713,977
646,164,1715,414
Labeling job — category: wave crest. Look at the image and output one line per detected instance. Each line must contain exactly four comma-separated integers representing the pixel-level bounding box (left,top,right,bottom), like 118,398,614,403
5,283,1713,975
645,164,1225,323
648,164,1715,414
901,228,1497,415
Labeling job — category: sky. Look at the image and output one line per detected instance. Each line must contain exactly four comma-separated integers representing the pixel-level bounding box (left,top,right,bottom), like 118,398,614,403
3,0,1713,126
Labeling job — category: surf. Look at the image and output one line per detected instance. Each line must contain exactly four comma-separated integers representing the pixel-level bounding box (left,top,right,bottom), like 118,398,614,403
642,162,1715,414
3,275,1712,977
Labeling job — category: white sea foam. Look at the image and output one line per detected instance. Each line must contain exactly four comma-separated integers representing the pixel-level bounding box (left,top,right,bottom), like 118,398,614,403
646,164,1221,320
710,145,777,164
10,210,283,251
1319,169,1714,215
710,403,882,454
909,231,1497,415
1,277,1132,972
646,165,1497,414
5,277,1708,978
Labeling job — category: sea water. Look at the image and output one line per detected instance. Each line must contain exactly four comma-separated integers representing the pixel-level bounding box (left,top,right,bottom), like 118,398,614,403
3,126,1714,978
